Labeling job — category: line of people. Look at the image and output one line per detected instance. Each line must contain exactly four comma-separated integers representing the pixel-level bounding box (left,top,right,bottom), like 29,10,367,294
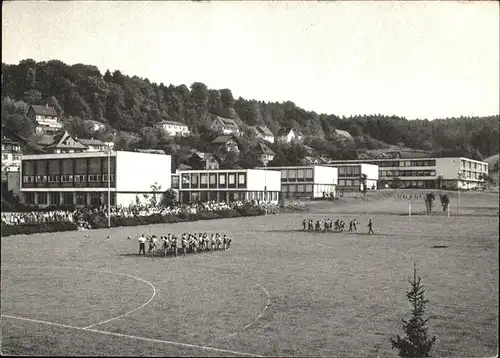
302,218,375,234
136,232,233,257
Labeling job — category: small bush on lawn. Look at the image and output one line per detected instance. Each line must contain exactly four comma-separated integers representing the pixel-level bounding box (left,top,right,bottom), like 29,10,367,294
215,209,240,218
197,212,222,220
1,221,78,237
235,204,265,216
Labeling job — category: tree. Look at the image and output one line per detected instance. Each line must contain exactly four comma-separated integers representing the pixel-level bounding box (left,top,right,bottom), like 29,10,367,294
424,192,435,213
220,88,235,108
103,69,113,83
391,263,437,357
150,181,162,207
220,151,240,169
360,173,368,197
160,188,177,207
190,82,208,107
439,194,450,212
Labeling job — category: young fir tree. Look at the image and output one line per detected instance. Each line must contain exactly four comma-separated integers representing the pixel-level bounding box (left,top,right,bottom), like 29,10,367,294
391,263,437,357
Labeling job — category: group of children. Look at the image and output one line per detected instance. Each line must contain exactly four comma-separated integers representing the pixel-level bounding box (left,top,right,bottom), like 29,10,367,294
135,232,233,257
302,218,374,234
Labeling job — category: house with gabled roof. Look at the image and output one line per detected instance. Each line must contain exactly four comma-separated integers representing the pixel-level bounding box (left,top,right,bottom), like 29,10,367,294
333,129,353,141
250,125,274,143
212,135,240,155
277,127,303,143
27,104,63,134
37,131,88,154
76,138,114,152
252,142,275,165
210,116,241,136
188,152,221,170
154,120,190,136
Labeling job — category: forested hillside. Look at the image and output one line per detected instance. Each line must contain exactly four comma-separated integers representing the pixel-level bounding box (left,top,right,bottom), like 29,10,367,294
2,59,499,163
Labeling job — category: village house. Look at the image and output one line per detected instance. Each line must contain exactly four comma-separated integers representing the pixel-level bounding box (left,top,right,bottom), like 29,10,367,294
84,120,107,133
37,131,88,154
153,120,191,136
276,127,303,143
76,138,114,152
250,125,275,143
253,142,275,165
1,136,23,177
212,135,240,155
188,152,221,170
210,116,241,136
333,129,354,142
26,104,63,134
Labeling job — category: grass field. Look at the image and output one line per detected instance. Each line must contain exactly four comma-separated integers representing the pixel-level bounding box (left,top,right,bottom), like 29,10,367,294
1,190,498,357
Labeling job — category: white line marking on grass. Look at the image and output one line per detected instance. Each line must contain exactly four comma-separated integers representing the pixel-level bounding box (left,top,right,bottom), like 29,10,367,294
2,265,156,330
219,281,271,340
1,314,263,357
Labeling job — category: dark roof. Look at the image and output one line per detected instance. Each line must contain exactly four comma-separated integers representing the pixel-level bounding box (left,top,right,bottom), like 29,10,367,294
76,138,108,146
178,163,192,170
255,143,275,156
257,126,274,137
192,152,220,161
214,116,239,129
39,131,88,150
212,135,237,144
28,105,58,117
277,127,301,137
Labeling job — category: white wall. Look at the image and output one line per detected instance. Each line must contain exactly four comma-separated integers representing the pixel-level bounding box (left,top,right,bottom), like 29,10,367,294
435,157,461,180
116,151,171,193
116,192,163,207
361,163,379,180
246,169,281,191
313,166,338,185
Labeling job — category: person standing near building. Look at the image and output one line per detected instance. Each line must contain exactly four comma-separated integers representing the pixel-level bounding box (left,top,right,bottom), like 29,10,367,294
138,234,146,255
367,219,374,234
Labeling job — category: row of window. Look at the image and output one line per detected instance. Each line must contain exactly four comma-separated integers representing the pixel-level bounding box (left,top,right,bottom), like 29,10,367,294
459,170,483,180
24,192,114,206
180,173,246,189
339,179,360,186
280,168,314,180
338,166,361,175
282,184,313,193
23,174,115,184
380,170,437,177
461,160,487,172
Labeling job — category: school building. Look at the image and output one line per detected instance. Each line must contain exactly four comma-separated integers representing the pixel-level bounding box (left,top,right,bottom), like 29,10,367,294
324,163,379,191
172,169,281,204
259,165,338,199
19,151,171,208
327,157,488,190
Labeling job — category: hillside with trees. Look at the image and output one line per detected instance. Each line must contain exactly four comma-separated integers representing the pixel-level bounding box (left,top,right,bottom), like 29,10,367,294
2,59,499,166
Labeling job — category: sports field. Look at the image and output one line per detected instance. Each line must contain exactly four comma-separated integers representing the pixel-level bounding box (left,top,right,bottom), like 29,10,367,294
1,190,498,357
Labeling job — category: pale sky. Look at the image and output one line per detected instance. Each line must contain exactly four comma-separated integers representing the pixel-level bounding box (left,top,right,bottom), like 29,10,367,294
2,1,499,120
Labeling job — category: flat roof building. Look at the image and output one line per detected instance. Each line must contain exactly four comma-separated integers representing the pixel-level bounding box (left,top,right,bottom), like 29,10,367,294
172,168,281,204
324,163,379,192
327,157,488,190
20,151,171,208
259,165,338,199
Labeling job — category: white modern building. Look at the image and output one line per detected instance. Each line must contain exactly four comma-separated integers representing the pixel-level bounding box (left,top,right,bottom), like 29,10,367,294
325,163,379,191
153,120,191,136
327,157,488,190
20,151,171,208
172,168,281,204
261,165,338,199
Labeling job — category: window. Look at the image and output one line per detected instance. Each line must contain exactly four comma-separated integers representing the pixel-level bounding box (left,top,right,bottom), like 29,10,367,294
297,184,305,192
281,169,287,181
35,175,47,183
191,173,199,185
238,173,245,185
61,175,73,182
49,192,59,205
346,166,353,175
305,169,313,180
352,166,360,175
2,154,9,160
282,184,289,192
88,174,101,182
405,161,411,167
228,173,236,185
209,174,217,186
288,169,297,181
346,179,353,186
74,175,86,183
219,173,226,186
297,169,305,181
200,173,208,185
38,192,48,205
171,175,179,189
103,174,115,182
181,173,190,188
289,184,297,192
25,192,35,205
23,176,34,183
305,184,313,192
76,193,86,205
338,167,345,175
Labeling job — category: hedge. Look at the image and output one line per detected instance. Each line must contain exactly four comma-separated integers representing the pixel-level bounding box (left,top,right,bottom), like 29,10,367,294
1,206,267,237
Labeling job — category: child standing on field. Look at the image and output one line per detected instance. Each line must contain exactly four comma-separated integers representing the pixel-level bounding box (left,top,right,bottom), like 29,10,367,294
367,219,374,234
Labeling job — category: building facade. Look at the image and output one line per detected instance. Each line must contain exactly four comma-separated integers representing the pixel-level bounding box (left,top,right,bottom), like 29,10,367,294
327,157,488,190
173,169,281,204
210,116,241,136
326,163,379,191
153,120,191,136
1,137,23,176
27,104,63,134
261,165,338,199
276,128,303,143
251,126,275,143
20,151,171,208
76,138,114,152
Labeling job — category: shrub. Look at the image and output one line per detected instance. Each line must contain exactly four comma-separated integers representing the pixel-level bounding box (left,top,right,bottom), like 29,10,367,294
1,221,78,237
